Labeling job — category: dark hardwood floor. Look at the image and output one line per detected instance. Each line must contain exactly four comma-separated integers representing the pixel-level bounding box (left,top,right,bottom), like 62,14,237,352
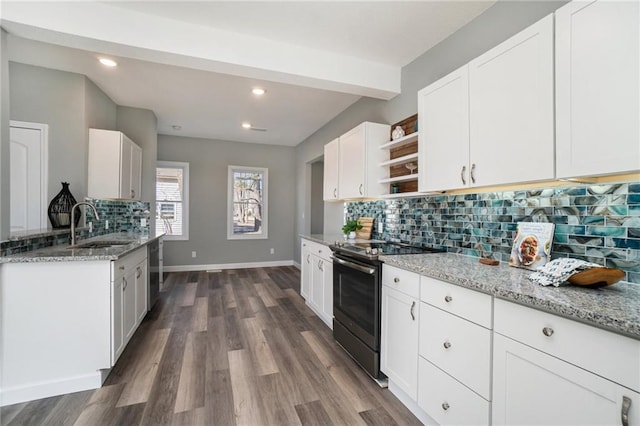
1,266,420,426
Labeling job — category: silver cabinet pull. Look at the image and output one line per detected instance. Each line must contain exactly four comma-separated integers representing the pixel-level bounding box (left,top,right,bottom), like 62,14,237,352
318,260,323,271
542,327,554,337
444,295,453,303
471,163,476,184
622,396,631,426
334,188,337,198
306,254,310,264
359,184,363,195
410,301,416,321
393,277,400,283
131,189,135,199
442,402,450,411
123,277,128,291
136,266,142,279
460,165,467,185
443,341,452,349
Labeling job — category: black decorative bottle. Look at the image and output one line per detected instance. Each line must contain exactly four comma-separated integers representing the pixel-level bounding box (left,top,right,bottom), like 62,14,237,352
48,182,79,228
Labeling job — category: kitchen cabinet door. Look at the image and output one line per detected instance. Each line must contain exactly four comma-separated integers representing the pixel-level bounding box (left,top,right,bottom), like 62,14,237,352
418,65,470,192
130,142,142,200
111,276,124,365
300,240,311,299
321,259,333,327
339,124,366,199
493,333,640,426
323,138,340,201
309,255,324,317
556,0,639,178
134,258,148,325
123,266,137,342
469,14,554,187
381,285,419,400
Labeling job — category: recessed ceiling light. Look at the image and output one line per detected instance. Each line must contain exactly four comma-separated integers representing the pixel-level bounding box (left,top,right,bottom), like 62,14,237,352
252,88,266,96
172,125,182,130
242,122,252,129
98,58,118,67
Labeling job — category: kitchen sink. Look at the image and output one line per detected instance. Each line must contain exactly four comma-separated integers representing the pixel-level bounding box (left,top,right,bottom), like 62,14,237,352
68,240,135,249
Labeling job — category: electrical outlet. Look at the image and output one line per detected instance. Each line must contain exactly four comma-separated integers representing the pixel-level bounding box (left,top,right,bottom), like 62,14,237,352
105,220,109,230
192,251,197,258
141,218,147,227
270,248,275,254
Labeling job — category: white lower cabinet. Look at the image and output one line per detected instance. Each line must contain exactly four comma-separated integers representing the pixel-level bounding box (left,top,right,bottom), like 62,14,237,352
111,246,148,364
419,357,490,426
299,239,333,328
381,266,420,399
493,298,640,426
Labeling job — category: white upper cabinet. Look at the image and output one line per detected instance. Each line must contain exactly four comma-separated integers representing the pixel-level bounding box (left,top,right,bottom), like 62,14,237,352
555,0,639,178
418,15,554,192
418,66,470,192
323,138,340,201
468,14,555,187
338,122,389,199
323,122,389,200
88,129,142,200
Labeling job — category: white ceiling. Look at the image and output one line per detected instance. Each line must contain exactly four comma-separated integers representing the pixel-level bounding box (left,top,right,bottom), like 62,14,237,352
1,1,495,146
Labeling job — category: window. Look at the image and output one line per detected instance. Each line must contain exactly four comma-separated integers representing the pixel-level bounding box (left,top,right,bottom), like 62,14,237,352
156,161,189,240
227,166,268,240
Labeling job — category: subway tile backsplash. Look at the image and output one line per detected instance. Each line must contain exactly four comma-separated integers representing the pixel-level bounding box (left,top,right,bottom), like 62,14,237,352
0,198,150,256
346,182,640,284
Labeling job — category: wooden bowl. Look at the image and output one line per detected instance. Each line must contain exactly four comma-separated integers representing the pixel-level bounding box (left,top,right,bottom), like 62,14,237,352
567,268,625,288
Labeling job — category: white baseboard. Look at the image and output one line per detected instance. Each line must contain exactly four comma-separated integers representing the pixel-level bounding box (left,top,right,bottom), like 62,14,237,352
293,261,301,270
163,259,295,272
0,372,102,407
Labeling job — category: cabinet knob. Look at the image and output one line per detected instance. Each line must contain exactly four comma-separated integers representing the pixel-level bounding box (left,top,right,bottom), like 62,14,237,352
443,341,452,349
444,295,453,303
442,402,450,411
542,327,554,337
119,265,125,270
393,277,400,283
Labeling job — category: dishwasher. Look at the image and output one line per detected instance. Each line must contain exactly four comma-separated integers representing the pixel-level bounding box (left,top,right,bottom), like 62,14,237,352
148,237,163,309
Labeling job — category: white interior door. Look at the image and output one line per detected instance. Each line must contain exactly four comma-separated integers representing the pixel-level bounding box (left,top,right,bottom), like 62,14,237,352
10,121,48,232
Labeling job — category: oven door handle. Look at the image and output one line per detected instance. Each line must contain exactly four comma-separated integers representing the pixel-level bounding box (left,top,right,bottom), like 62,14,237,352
330,255,376,275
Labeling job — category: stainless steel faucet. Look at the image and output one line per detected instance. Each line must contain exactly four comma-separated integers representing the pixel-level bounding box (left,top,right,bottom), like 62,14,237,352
70,202,101,246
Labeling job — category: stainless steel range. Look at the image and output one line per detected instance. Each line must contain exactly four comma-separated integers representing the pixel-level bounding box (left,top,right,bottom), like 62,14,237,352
329,241,442,382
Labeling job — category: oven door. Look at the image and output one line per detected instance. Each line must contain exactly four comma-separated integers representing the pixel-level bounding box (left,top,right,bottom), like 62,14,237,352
332,253,380,350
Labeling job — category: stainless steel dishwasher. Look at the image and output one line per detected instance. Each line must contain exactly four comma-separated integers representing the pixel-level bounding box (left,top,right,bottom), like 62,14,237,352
148,237,163,309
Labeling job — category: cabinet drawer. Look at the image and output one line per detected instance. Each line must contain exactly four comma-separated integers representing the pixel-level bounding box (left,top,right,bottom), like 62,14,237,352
113,246,147,280
420,303,492,399
420,276,492,328
495,298,640,392
418,357,490,426
382,265,420,299
302,239,331,262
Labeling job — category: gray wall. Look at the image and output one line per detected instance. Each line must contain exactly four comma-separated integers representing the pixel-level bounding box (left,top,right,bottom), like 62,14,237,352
9,63,98,205
158,134,296,267
1,30,10,239
293,0,568,263
310,161,324,234
116,106,158,231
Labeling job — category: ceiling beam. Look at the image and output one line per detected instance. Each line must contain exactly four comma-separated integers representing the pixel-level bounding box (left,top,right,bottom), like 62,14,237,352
0,2,400,100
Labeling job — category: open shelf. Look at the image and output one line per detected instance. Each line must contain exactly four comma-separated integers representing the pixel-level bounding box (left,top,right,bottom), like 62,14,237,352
379,153,418,167
378,173,419,184
380,131,419,150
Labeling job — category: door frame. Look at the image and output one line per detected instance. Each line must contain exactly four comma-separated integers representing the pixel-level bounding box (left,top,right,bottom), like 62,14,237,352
10,120,49,230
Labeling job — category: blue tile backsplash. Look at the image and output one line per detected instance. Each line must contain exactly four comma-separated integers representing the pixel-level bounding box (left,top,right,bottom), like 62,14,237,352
0,198,150,256
346,182,640,284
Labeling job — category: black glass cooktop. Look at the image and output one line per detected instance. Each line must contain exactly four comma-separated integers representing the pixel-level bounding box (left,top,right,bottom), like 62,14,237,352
330,241,443,260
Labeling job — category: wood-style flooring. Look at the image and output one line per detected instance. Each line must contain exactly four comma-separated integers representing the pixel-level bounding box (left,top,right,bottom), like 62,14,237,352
1,266,420,426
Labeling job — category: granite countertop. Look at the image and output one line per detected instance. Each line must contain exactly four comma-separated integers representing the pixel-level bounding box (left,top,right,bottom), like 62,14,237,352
301,234,640,340
0,232,164,263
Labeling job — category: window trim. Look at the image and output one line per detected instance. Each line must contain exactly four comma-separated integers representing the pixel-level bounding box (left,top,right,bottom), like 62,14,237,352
227,165,268,240
156,160,189,241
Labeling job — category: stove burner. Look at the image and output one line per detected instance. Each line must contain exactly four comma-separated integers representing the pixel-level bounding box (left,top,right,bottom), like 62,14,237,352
329,241,443,261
